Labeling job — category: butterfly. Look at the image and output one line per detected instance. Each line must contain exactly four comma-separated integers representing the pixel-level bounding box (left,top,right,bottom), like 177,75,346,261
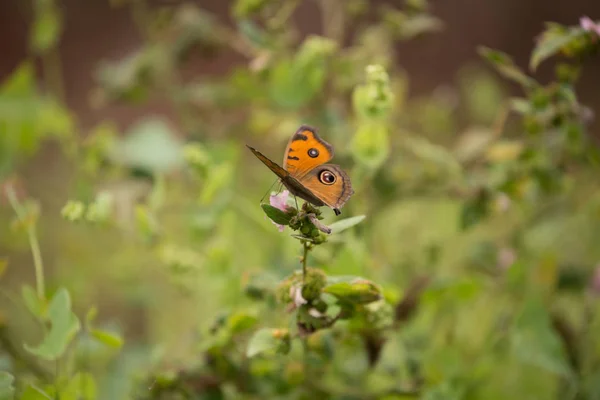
247,125,354,216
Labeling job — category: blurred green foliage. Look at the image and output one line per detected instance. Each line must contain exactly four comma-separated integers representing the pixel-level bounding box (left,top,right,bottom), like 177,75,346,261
1,1,600,399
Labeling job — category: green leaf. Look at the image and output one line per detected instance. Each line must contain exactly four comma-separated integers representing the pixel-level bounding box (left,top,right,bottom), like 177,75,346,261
30,1,62,53
95,50,149,101
246,328,289,357
509,97,531,114
61,372,97,400
295,36,338,65
233,0,269,18
397,14,443,39
351,123,390,170
237,19,271,49
323,278,382,305
353,65,394,119
0,62,35,95
227,312,258,334
85,191,114,223
24,288,81,360
37,100,74,139
530,28,586,71
0,372,14,400
460,191,490,230
268,57,327,110
90,329,124,349
329,215,366,234
479,47,535,88
109,117,184,173
260,204,292,225
20,384,51,400
511,298,573,378
21,285,45,319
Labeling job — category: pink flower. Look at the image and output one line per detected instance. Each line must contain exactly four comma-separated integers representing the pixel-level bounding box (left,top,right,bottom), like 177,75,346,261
580,16,600,36
270,190,290,212
269,190,290,232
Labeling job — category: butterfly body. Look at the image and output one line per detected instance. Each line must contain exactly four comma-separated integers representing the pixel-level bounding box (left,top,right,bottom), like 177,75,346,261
247,126,354,215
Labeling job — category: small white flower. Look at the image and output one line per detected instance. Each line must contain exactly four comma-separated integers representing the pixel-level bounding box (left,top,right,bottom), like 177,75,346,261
308,308,325,318
290,284,308,307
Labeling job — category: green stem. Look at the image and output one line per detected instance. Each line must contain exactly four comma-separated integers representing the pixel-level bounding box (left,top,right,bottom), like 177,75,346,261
302,242,310,282
28,227,45,299
5,186,46,299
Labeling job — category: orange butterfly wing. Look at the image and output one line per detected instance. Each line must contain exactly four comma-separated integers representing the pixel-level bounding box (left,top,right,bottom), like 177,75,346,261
297,164,354,215
283,126,333,178
248,126,354,215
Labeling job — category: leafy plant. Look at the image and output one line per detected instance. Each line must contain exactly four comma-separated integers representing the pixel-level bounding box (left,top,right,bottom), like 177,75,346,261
1,2,600,400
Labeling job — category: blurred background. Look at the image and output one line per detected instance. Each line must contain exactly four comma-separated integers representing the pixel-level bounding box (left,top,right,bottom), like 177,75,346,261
1,0,600,399
2,0,600,126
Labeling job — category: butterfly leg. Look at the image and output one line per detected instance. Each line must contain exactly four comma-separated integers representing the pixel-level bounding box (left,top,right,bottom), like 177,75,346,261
260,179,282,204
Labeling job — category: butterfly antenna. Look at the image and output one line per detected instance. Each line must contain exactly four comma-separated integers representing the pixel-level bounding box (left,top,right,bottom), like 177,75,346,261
259,178,280,204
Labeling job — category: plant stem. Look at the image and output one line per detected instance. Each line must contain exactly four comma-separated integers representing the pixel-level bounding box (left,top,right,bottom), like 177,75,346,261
5,186,46,299
28,228,45,299
302,242,309,282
